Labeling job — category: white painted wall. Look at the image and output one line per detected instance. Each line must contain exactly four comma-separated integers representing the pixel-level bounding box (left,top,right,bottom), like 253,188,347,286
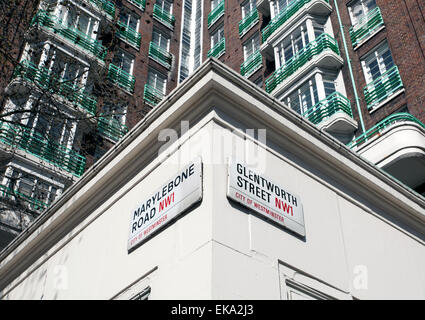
2,117,425,300
1,62,424,300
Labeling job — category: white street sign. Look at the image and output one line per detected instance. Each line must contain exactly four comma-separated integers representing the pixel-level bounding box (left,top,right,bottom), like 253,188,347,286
227,158,305,236
128,157,203,251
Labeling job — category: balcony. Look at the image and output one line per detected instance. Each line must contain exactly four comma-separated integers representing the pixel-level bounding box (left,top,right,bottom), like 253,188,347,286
153,4,175,30
89,0,116,18
13,60,97,115
208,0,225,28
348,113,425,192
0,184,48,212
128,0,146,10
265,33,340,94
208,38,226,59
240,51,262,78
364,65,404,111
302,92,357,135
116,21,141,49
149,42,172,69
239,10,259,37
350,7,384,49
262,0,330,42
108,63,136,93
143,84,164,106
0,122,86,177
31,10,107,61
98,117,129,142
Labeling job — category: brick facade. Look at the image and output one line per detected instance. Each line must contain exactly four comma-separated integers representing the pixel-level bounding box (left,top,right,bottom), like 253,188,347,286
329,0,425,132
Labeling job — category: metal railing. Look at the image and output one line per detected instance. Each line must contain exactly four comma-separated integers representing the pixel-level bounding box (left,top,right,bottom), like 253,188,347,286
239,9,259,37
32,10,107,61
207,38,226,58
348,113,425,149
262,0,329,42
0,184,48,212
364,65,403,110
349,7,384,48
116,21,141,49
265,33,339,93
148,42,172,69
97,117,129,142
13,60,97,115
143,84,164,106
0,122,86,177
240,51,262,77
128,0,146,10
302,92,353,125
153,4,175,29
107,63,136,93
89,0,116,18
208,0,225,28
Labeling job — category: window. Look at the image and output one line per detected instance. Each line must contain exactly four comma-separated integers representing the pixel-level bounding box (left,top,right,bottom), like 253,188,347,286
147,68,167,94
254,76,263,88
348,0,377,26
271,0,292,17
179,0,203,83
130,286,151,300
279,262,352,300
276,22,309,68
112,267,157,300
2,167,61,210
323,75,337,97
241,0,256,18
361,41,394,84
36,47,88,91
152,28,170,51
25,112,75,149
211,0,221,11
102,103,127,126
119,10,140,31
243,34,260,60
211,25,224,47
57,5,98,39
35,47,87,89
282,77,319,115
157,0,173,15
113,50,134,75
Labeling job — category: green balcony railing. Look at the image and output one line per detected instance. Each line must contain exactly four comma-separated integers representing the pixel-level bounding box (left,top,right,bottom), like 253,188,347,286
32,10,107,61
239,9,259,37
97,117,129,142
364,65,403,110
143,84,164,106
262,0,329,42
153,4,175,29
116,21,141,49
14,60,97,115
108,63,136,93
128,0,146,10
348,113,425,149
349,7,384,48
149,42,172,69
265,33,339,93
0,184,48,212
0,122,86,177
208,0,225,28
89,0,116,18
302,92,353,125
208,38,226,58
240,51,262,77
